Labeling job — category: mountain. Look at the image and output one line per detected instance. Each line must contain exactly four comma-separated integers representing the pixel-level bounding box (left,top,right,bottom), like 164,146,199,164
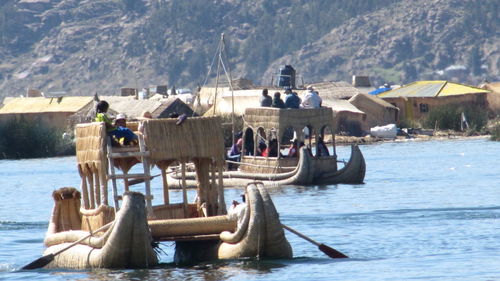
0,0,498,98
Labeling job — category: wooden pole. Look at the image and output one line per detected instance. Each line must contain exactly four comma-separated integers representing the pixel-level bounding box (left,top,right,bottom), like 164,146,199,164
94,170,101,206
181,162,188,218
162,168,169,205
88,171,95,209
217,162,226,215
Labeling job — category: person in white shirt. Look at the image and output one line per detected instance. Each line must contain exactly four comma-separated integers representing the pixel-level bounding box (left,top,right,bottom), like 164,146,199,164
300,86,322,108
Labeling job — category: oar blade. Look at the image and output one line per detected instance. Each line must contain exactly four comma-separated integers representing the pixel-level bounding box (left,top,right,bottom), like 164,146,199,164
318,243,348,259
21,254,54,270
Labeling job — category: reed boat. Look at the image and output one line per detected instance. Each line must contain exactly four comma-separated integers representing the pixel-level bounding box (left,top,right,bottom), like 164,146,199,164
35,116,292,269
168,107,366,188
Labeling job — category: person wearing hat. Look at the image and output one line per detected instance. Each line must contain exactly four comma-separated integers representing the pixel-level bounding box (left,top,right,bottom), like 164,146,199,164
284,88,301,109
300,86,322,109
113,113,138,146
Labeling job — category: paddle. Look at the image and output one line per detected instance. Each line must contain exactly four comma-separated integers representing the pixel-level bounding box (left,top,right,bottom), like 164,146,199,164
282,224,348,259
22,221,114,270
127,174,161,186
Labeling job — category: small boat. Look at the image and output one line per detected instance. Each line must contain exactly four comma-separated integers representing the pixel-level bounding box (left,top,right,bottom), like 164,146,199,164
34,116,292,269
168,107,366,188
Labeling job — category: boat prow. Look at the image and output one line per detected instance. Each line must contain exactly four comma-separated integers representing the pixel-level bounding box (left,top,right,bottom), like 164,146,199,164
315,144,366,185
42,189,158,269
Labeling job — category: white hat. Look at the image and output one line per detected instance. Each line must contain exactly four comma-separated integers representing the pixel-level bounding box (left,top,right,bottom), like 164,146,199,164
116,113,127,120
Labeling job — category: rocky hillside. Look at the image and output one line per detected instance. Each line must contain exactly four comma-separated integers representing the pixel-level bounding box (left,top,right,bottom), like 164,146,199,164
0,0,498,98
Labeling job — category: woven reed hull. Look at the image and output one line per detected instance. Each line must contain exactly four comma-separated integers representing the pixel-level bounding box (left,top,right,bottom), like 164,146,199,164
217,182,292,259
167,145,365,188
43,192,158,269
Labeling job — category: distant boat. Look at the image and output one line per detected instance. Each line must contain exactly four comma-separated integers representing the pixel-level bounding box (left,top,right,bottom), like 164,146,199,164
168,107,366,188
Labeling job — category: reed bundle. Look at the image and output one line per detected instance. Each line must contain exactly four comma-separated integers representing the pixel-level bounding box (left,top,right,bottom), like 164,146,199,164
143,116,225,164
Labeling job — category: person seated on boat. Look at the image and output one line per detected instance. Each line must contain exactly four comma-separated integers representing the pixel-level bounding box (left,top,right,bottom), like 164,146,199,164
228,199,247,226
284,88,301,109
95,101,137,146
113,113,138,146
227,137,243,170
228,138,243,160
287,139,299,157
316,136,330,157
271,91,286,109
257,140,267,156
260,88,272,107
262,139,281,157
243,132,254,156
300,86,322,109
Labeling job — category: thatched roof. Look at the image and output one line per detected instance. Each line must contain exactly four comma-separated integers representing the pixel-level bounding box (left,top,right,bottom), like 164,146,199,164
349,93,398,109
329,99,365,115
143,116,225,163
302,81,363,99
0,96,93,114
100,96,192,119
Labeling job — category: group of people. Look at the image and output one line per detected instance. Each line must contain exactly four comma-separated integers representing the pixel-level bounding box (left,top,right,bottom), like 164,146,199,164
260,86,322,109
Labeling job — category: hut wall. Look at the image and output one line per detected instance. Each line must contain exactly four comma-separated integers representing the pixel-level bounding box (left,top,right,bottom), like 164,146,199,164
486,92,500,114
382,93,488,123
334,111,365,135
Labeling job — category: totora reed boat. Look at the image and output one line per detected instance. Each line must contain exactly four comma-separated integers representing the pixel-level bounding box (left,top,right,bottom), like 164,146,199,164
168,107,366,188
31,116,292,269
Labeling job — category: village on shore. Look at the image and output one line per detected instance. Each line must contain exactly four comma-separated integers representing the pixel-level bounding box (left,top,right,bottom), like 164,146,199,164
0,67,499,148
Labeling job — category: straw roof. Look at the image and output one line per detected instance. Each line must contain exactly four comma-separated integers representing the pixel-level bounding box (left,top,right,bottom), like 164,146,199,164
378,81,491,98
348,93,398,109
100,96,193,119
301,81,363,99
0,96,93,114
143,116,225,163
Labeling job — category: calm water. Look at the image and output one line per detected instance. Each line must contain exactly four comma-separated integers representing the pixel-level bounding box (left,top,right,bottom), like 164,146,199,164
0,138,499,280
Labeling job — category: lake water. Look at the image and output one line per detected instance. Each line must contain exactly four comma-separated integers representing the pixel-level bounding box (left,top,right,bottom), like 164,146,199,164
1,137,499,280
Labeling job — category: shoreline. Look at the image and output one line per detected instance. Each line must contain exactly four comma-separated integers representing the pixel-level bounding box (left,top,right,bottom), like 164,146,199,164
334,131,490,146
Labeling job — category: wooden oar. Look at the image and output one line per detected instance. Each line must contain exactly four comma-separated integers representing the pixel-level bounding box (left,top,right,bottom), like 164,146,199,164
282,224,348,259
127,174,161,186
22,221,114,270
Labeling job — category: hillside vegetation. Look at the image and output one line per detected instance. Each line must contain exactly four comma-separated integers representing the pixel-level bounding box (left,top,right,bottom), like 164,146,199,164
0,0,498,97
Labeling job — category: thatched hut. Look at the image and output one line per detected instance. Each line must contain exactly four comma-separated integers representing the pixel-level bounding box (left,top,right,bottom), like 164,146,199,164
0,96,94,130
479,81,500,115
348,93,399,132
102,96,195,119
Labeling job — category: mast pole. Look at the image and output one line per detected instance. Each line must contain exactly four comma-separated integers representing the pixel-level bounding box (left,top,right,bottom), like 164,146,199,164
221,33,236,146
213,35,223,116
